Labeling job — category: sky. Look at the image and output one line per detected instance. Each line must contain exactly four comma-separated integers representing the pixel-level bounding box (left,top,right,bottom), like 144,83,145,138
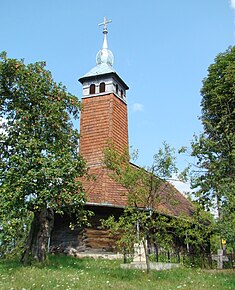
1,0,235,193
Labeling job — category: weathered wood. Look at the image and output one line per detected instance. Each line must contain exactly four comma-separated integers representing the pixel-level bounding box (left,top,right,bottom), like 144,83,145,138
22,208,54,264
212,249,229,269
50,205,122,254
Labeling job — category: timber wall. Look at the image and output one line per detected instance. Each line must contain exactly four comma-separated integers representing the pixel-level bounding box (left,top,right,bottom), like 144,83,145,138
50,205,123,254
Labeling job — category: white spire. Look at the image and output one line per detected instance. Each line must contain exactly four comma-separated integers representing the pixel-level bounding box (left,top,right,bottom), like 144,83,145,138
96,17,114,67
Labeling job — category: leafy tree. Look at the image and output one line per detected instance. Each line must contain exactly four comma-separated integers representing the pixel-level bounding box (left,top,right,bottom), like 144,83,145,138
0,52,87,263
102,142,185,273
104,142,178,209
190,46,235,250
0,210,32,259
172,202,214,268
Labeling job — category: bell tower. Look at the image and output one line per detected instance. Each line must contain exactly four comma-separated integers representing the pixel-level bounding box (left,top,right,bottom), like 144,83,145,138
79,17,129,167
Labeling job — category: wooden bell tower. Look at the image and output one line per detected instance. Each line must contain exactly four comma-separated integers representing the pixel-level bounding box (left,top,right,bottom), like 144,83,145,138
79,17,129,167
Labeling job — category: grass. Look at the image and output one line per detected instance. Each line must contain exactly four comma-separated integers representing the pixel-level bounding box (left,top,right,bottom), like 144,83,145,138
0,255,234,290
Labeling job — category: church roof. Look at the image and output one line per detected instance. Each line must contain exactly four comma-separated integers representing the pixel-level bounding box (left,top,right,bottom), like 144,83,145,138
81,63,116,78
79,64,129,90
80,165,195,218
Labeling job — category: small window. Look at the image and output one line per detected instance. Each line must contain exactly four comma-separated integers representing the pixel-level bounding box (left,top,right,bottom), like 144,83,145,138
99,82,105,93
115,84,118,94
121,89,123,98
89,84,95,94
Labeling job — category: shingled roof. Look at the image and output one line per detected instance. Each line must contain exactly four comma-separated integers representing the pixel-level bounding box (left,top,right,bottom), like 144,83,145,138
80,164,194,217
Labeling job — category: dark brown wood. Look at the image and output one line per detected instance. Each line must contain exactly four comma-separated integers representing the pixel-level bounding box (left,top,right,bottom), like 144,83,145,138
50,205,123,254
21,208,54,264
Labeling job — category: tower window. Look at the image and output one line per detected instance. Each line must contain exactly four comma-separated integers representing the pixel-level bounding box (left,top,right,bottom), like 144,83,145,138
99,82,105,93
89,84,95,94
115,84,118,94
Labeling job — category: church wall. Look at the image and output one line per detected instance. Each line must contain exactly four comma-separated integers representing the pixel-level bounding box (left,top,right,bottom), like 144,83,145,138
79,93,128,166
111,95,128,153
80,94,112,165
50,205,124,254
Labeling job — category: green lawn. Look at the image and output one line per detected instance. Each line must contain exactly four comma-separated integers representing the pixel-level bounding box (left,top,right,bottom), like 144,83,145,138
0,255,234,290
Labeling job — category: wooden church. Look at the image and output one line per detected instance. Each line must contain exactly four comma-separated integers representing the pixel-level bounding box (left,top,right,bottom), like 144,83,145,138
50,18,194,255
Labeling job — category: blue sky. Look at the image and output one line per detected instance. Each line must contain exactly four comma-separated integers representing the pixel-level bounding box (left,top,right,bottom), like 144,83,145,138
1,1,234,185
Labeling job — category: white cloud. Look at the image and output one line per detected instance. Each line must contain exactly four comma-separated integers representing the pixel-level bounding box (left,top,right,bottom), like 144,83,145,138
231,0,235,10
132,103,144,112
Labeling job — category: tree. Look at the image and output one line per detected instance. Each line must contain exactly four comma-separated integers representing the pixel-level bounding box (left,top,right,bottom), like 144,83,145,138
104,142,179,209
172,202,214,268
0,52,87,263
102,142,185,273
190,46,235,250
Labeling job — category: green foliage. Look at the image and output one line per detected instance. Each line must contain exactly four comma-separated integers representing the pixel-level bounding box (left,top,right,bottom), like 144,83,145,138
104,142,178,209
173,203,214,254
0,52,87,258
0,213,32,259
201,46,235,138
102,208,174,255
103,143,189,272
103,143,215,268
152,141,178,180
190,46,235,250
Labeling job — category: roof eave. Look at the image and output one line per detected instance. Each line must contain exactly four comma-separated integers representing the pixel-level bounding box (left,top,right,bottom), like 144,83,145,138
79,72,129,90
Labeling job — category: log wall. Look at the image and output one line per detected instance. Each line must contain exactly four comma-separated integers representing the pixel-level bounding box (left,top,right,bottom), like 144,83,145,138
50,205,123,254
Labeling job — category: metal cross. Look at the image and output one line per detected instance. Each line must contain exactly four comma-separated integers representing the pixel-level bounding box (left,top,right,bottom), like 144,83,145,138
98,16,112,31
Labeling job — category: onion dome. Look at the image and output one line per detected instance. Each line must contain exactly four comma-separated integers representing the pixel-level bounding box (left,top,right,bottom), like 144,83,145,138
96,17,114,67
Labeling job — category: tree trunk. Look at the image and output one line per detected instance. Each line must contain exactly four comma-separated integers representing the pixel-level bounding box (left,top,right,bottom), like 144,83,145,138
201,253,205,269
123,248,127,264
167,250,170,263
21,208,54,265
154,243,159,262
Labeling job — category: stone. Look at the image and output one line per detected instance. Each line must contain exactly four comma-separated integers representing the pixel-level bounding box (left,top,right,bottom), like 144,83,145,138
133,242,146,262
121,262,180,271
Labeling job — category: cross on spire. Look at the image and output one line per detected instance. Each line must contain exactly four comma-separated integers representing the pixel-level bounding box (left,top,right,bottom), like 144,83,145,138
98,16,112,33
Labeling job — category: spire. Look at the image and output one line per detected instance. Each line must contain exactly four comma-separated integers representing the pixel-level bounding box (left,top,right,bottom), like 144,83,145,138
96,17,114,67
